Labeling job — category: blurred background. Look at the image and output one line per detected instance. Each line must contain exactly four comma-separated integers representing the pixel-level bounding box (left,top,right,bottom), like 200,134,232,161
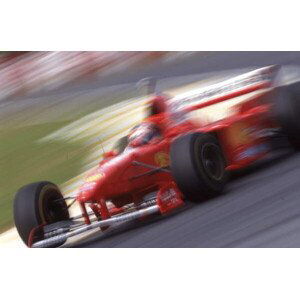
0,51,208,233
2,51,300,239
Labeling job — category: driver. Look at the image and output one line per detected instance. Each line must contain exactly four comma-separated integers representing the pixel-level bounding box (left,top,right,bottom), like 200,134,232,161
146,94,169,117
128,123,161,147
112,95,169,154
127,95,169,147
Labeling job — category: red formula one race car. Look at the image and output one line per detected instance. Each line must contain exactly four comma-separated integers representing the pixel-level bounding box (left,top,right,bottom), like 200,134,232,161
13,65,300,247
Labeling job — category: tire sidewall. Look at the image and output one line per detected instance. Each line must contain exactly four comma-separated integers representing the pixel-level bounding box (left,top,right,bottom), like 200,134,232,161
193,135,227,192
14,181,69,245
273,83,300,148
170,133,227,201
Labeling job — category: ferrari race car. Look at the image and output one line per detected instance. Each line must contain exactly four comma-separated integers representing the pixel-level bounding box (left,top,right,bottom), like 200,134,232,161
13,65,300,247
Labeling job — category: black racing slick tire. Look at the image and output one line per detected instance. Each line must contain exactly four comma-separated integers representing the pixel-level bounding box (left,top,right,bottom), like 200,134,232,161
274,81,300,149
170,133,228,201
13,181,70,247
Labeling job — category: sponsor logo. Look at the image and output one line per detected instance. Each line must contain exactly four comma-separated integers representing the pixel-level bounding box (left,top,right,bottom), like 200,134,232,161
229,123,253,146
154,152,170,168
237,143,269,160
85,173,105,183
161,189,177,203
229,124,272,148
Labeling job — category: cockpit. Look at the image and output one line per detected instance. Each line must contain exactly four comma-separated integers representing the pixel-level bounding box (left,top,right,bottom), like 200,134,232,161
128,123,161,147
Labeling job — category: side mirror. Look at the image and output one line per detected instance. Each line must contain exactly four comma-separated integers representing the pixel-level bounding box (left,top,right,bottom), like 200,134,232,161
136,77,157,95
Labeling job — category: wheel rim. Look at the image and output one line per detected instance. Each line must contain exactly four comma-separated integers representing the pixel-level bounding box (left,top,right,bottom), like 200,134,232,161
39,186,68,224
200,143,224,181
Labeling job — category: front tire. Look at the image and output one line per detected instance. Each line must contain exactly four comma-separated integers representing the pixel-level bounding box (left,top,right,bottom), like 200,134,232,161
13,181,69,247
170,133,228,201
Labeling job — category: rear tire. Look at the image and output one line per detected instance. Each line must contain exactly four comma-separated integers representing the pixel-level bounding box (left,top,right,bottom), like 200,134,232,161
13,181,70,247
273,82,300,149
170,133,228,201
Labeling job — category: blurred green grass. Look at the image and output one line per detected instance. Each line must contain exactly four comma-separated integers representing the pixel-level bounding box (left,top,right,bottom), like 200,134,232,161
0,121,89,233
0,87,138,233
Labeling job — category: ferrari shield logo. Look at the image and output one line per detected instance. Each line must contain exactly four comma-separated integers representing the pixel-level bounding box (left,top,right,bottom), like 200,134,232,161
154,152,170,167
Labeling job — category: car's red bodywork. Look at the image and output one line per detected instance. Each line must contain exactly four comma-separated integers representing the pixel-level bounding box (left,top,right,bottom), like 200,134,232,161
75,66,280,225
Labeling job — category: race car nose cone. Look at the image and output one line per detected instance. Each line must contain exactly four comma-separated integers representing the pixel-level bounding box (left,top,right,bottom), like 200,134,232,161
77,182,97,203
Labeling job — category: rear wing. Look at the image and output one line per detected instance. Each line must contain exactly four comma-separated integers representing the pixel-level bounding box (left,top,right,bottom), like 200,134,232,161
170,65,281,113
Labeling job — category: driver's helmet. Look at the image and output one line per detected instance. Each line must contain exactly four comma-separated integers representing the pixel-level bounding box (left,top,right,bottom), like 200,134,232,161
146,94,169,117
128,123,160,147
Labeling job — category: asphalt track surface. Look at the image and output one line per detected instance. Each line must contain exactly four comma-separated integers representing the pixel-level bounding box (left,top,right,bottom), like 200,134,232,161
67,52,300,248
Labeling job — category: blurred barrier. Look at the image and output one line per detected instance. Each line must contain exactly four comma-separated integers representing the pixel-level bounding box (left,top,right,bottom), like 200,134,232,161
0,51,185,101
